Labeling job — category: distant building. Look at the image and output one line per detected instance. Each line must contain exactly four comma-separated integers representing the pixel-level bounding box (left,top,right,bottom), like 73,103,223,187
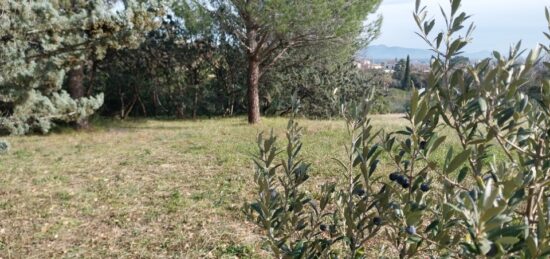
354,57,437,76
354,60,371,70
354,59,393,73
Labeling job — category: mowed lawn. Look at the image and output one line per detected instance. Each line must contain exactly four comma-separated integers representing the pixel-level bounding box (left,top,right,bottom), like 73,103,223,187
1,114,453,258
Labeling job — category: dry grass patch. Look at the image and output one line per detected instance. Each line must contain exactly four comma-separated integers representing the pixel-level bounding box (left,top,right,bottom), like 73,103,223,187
0,115,412,258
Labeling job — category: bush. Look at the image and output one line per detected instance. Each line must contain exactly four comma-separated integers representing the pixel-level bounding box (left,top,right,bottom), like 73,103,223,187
0,140,9,154
244,0,550,258
380,88,411,114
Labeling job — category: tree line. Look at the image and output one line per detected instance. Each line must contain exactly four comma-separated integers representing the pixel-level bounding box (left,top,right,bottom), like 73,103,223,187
0,0,385,135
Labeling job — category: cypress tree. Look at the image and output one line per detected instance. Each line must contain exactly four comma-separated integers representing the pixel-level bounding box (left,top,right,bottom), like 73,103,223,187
401,55,411,89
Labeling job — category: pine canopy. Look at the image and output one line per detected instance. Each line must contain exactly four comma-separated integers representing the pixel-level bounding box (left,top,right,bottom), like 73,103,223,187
0,0,164,134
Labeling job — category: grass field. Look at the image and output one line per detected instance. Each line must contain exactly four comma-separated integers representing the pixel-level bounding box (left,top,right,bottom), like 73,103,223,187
0,114,460,258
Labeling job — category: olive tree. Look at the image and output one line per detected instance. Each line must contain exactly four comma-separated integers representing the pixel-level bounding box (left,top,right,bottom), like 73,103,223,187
244,0,550,257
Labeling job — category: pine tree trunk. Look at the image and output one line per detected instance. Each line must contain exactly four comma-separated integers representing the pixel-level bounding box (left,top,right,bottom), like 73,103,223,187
246,24,261,124
68,66,89,129
247,56,260,124
193,89,198,120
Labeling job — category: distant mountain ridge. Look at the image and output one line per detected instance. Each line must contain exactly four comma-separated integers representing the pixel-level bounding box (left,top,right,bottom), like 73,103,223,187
357,44,493,61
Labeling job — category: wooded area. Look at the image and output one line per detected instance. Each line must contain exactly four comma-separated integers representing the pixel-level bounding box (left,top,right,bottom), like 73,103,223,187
0,0,386,135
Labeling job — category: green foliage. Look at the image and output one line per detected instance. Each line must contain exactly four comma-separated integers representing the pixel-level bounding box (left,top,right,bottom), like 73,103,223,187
0,0,164,134
210,0,382,122
380,88,411,114
214,0,381,47
245,1,550,257
46,0,387,123
95,5,238,119
401,55,411,89
244,93,391,257
393,57,426,89
265,63,390,118
0,139,9,154
450,56,470,68
0,90,104,135
95,0,388,120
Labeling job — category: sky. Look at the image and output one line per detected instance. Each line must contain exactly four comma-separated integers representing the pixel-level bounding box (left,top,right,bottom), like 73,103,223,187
371,0,549,52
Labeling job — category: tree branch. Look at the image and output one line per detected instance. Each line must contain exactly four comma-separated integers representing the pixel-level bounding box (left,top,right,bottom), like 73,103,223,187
259,44,292,78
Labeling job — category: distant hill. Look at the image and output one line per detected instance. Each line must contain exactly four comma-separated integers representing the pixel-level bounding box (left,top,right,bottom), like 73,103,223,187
357,45,493,61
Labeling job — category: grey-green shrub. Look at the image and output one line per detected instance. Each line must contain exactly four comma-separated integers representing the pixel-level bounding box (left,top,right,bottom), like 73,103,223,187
0,1,163,134
0,140,9,154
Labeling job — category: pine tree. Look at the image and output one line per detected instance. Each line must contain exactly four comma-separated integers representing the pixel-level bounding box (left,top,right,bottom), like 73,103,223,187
209,0,382,124
0,0,165,134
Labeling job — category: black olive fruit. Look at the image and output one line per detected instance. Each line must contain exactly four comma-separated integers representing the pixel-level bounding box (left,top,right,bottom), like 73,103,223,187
485,244,498,257
396,175,406,185
420,183,430,192
320,224,327,232
468,190,478,201
405,225,416,235
389,172,399,181
401,180,410,189
353,188,366,197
